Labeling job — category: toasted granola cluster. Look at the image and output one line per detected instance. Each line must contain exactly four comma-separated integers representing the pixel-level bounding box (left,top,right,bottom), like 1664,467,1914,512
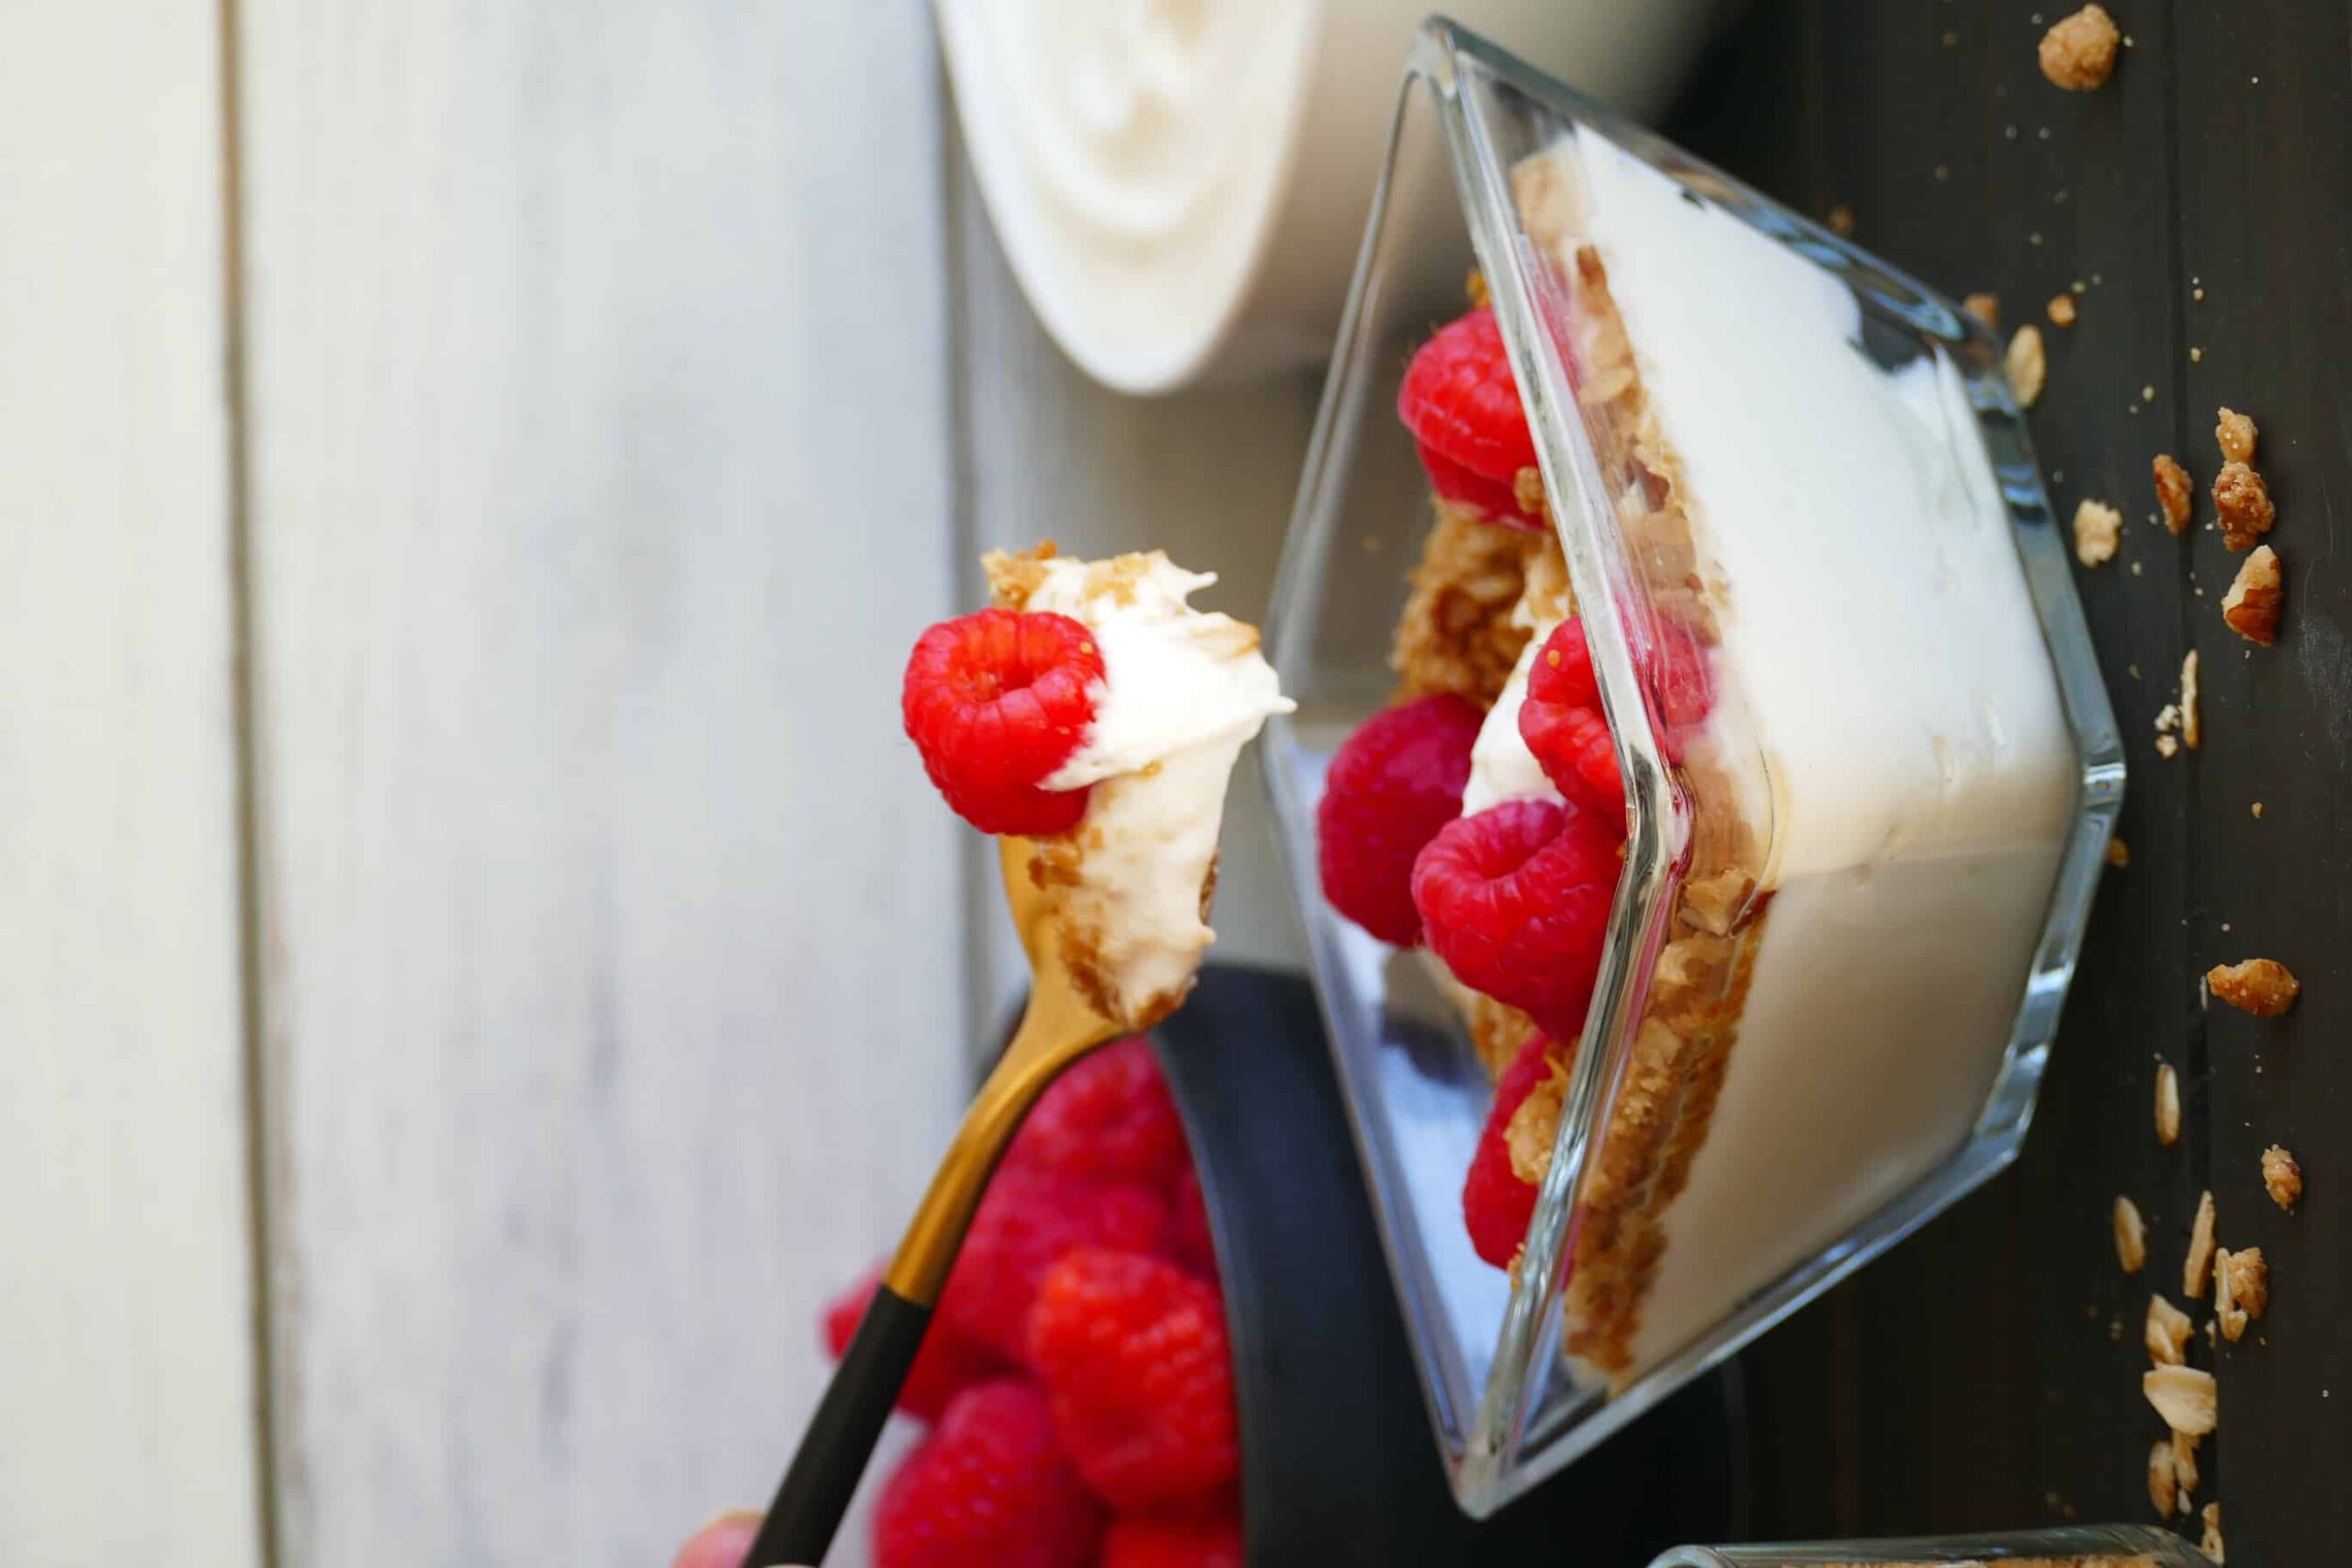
2039,4,2122,91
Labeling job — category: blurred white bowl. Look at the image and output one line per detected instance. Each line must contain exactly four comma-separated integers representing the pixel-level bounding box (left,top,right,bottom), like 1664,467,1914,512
937,0,1725,394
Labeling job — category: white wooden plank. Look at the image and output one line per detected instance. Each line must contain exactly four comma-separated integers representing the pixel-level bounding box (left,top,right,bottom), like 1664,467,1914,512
952,158,1319,1023
0,5,266,1562
233,5,963,1562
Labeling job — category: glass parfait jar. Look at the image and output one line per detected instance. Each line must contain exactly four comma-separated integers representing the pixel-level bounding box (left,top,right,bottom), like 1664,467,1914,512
1261,19,2122,1516
1648,1524,2211,1567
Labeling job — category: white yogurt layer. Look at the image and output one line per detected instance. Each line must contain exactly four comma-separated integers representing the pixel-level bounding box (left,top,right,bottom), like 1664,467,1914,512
1023,553,1294,1018
1559,130,2077,1376
1460,615,1567,818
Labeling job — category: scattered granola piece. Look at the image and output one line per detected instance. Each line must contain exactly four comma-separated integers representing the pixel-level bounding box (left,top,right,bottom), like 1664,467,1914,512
2155,1062,2181,1145
2147,1438,2177,1517
1826,205,1855,236
2208,957,2301,1017
2107,836,2131,867
2218,1246,2268,1339
2222,545,2282,644
2173,1428,2201,1502
2156,733,2180,759
2251,801,2265,818
2114,1193,2148,1273
2048,293,2078,326
2180,649,2200,748
2040,4,2122,90
2007,324,2047,408
2073,498,2122,566
2211,461,2276,551
2144,1363,2218,1435
2261,1144,2302,1210
2153,454,2194,534
1464,268,1489,310
2185,1190,2218,1298
2215,406,2257,464
2146,1292,2193,1365
2202,1501,2224,1562
1964,291,2001,331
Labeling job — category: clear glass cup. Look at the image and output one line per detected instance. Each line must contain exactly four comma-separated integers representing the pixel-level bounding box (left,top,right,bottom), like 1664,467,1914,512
1649,1524,2209,1567
1261,20,2123,1515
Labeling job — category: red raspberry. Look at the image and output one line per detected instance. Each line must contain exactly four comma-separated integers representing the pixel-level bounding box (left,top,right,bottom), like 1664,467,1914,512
1398,308,1541,527
873,1378,1103,1568
822,1265,1011,1421
1027,1248,1238,1511
1462,1035,1558,1268
1316,694,1483,945
938,1168,1169,1366
1007,1036,1189,1193
902,608,1104,836
1165,1165,1220,1280
1518,621,1623,814
1409,797,1621,1038
1101,1513,1245,1568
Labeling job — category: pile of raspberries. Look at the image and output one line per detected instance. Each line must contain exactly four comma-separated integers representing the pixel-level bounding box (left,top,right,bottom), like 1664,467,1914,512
823,1038,1241,1568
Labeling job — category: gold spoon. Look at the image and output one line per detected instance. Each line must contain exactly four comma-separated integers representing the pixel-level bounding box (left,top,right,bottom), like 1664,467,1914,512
741,835,1130,1566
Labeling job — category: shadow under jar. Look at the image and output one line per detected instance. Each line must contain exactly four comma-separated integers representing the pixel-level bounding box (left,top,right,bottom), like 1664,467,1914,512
1649,1523,2211,1567
1261,19,2123,1517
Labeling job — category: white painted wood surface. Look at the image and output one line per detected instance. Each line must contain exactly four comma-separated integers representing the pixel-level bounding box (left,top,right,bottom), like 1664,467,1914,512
0,4,266,1562
233,4,962,1562
951,159,1318,1026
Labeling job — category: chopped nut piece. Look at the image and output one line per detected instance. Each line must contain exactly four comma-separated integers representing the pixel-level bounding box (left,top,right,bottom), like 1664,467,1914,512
2155,1062,2181,1145
2173,1428,2201,1501
2147,1439,2177,1517
2216,1246,2268,1341
2208,957,2301,1017
2114,1193,2148,1273
2040,4,2122,90
2261,1144,2302,1210
1964,291,2001,331
2211,461,2276,551
2048,293,2078,326
2180,649,2200,749
2107,836,2131,867
2146,1292,2193,1365
2215,406,2258,464
2007,325,2047,407
2073,498,2123,566
2144,1364,2219,1435
2185,1190,2218,1298
2202,1501,2224,1562
2222,545,2282,644
2153,454,2194,533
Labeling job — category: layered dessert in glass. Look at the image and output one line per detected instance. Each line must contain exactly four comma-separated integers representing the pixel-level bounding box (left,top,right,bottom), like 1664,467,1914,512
1262,22,2120,1510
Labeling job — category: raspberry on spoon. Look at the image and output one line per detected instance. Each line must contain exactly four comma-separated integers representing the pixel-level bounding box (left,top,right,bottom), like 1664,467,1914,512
1409,796,1622,1038
901,607,1104,835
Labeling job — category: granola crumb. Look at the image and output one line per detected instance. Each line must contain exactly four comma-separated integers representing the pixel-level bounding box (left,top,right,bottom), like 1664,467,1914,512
2211,461,2276,551
2261,1144,2302,1210
2154,454,2195,533
2114,1193,2148,1273
2174,1428,2201,1502
2107,836,2131,867
2180,649,2200,749
2251,801,2265,818
2147,1438,2177,1517
2155,1062,2181,1145
2147,1292,2193,1365
1826,205,1855,237
2216,1245,2268,1340
2144,1363,2218,1435
2185,1189,2218,1298
2156,732,2180,759
1464,268,1490,310
2222,545,2282,644
2040,4,2122,89
2208,957,2301,1017
1964,291,2001,331
2191,345,2204,362
2047,293,2078,326
2202,1500,2224,1562
2215,406,2258,464
2073,498,2123,566
2007,324,2047,407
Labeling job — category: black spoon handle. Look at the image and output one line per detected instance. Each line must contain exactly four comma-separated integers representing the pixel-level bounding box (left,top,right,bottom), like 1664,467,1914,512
740,1285,932,1566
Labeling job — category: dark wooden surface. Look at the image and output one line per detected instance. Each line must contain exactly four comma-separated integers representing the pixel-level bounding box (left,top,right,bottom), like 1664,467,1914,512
1662,5,2348,1563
